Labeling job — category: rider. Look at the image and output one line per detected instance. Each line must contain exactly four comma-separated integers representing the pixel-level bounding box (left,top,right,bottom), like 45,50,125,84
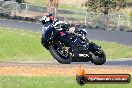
41,14,88,49
41,13,87,38
42,14,74,33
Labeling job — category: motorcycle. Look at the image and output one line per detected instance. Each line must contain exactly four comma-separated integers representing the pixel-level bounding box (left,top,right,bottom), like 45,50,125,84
41,23,106,65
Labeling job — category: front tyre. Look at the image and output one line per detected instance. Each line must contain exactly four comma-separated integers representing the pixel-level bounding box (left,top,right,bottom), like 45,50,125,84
91,50,106,65
49,45,72,64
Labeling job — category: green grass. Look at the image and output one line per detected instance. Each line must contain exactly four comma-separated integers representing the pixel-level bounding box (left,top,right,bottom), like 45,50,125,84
58,12,85,20
0,28,52,61
25,0,83,10
93,41,132,59
0,76,131,88
58,4,82,10
0,28,132,61
25,0,47,6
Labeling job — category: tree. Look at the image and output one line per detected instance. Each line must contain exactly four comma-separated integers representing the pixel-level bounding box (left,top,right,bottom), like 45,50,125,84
84,0,125,30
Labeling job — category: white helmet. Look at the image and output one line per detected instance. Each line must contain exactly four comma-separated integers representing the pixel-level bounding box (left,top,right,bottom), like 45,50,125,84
41,14,54,24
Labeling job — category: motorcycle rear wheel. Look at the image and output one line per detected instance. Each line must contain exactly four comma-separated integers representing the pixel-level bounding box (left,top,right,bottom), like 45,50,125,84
49,43,72,64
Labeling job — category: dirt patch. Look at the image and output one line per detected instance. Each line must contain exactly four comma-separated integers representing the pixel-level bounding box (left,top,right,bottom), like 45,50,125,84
16,11,45,18
0,66,132,76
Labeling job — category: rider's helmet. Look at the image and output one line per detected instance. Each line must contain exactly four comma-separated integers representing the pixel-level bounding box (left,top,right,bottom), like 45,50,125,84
42,14,54,24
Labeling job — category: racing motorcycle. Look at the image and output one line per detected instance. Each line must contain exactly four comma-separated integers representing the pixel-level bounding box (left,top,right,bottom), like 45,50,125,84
41,23,106,65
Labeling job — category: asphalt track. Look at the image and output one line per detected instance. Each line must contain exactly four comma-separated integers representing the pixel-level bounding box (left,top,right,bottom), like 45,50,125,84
0,19,132,46
0,19,132,67
0,59,132,67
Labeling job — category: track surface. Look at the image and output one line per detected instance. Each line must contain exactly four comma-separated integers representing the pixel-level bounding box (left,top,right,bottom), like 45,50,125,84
0,19,132,46
0,59,132,67
0,19,132,68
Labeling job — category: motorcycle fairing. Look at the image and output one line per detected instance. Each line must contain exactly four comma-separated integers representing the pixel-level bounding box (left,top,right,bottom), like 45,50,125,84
54,31,89,59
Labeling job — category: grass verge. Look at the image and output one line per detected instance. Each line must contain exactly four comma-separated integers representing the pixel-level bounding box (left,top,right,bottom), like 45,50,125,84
0,28,52,61
0,76,131,88
93,41,132,59
0,28,132,61
25,0,83,10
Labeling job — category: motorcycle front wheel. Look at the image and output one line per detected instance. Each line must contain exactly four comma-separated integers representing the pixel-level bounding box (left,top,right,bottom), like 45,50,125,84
91,49,106,65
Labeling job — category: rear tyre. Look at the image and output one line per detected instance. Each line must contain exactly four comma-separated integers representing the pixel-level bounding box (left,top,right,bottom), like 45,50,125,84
49,45,72,64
